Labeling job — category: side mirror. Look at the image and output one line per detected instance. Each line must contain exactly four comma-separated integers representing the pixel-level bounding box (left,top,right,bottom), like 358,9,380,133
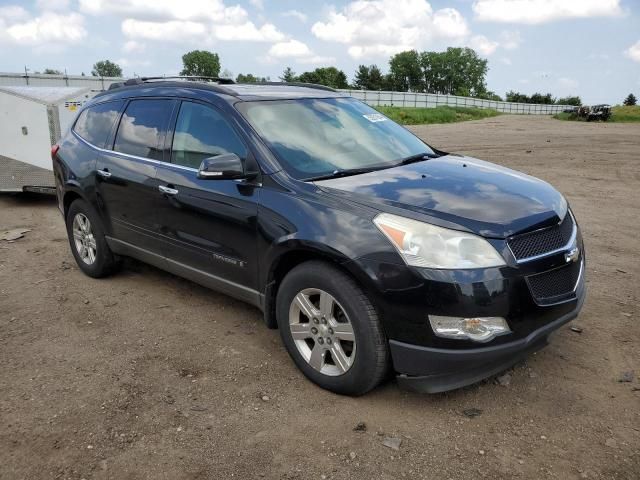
198,153,244,180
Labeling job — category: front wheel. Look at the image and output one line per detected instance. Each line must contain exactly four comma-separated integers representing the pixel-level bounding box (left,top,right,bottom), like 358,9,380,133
276,261,389,395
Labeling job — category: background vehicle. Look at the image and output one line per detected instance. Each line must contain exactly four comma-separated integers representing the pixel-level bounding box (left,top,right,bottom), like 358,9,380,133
53,78,585,396
0,86,97,193
576,104,612,121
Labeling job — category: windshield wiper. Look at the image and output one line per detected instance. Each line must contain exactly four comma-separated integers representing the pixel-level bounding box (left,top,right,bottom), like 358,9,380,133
396,152,438,166
304,167,383,182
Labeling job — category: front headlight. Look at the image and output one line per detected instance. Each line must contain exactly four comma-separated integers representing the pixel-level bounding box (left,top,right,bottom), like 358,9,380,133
373,213,506,269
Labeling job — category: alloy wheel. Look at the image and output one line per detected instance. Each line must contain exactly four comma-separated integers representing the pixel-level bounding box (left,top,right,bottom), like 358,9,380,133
288,288,356,376
72,213,97,265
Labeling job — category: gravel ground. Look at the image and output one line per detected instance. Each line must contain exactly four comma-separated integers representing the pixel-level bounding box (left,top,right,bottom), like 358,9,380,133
1,115,638,480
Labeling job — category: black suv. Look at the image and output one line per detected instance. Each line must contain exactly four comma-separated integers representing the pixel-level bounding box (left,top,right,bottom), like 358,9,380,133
53,78,585,395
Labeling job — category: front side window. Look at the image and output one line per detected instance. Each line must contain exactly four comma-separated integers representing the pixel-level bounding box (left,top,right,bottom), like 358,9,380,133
237,97,434,180
73,101,124,148
171,101,247,169
114,99,174,160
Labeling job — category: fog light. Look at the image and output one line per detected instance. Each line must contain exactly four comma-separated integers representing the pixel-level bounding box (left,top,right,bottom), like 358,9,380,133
429,316,510,343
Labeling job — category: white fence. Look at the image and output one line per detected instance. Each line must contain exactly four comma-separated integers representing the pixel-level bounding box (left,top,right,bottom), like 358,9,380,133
0,72,121,90
0,72,572,115
340,89,572,115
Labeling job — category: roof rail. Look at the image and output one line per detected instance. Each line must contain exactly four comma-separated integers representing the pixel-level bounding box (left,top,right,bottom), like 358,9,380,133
100,76,237,95
140,76,236,84
248,81,337,92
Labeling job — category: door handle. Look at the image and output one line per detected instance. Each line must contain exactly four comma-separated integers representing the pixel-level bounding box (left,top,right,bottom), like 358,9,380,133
97,169,112,179
158,185,179,196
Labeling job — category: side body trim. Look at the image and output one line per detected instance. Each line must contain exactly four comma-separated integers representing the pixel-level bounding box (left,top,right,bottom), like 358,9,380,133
106,236,264,309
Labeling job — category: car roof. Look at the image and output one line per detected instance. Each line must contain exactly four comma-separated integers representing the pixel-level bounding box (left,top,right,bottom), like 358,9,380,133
93,80,347,103
223,83,346,100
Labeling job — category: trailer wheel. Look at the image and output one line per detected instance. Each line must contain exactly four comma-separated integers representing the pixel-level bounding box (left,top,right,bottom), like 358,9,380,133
65,199,120,278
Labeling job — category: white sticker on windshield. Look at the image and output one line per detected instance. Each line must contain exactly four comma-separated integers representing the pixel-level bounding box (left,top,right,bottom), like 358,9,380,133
362,113,387,123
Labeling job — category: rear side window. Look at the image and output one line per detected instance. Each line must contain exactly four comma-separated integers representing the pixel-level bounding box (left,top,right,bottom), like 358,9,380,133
171,101,247,169
73,101,124,148
114,99,174,160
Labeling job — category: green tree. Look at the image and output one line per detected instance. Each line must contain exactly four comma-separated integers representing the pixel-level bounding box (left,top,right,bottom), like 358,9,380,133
353,64,370,89
367,65,385,90
506,91,561,104
43,68,62,75
557,96,582,106
505,90,529,103
530,92,555,104
236,73,269,83
297,67,348,89
623,93,637,106
180,50,220,77
388,50,423,92
353,64,385,90
420,48,488,96
91,60,122,77
478,91,503,101
279,66,298,82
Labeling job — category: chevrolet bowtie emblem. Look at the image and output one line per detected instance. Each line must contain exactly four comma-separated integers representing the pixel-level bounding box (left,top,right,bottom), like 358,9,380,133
565,246,580,263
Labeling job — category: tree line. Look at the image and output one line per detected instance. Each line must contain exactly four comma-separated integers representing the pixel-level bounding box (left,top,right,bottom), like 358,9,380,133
42,48,640,107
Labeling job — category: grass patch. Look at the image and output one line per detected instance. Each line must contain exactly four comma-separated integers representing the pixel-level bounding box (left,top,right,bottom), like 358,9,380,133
553,105,640,122
375,105,500,125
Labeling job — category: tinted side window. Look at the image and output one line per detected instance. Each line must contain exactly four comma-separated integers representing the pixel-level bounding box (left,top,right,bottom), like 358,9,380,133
73,101,123,148
172,102,247,169
114,99,174,160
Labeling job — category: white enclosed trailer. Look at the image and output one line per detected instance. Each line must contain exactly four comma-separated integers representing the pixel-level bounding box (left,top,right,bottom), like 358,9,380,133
0,86,99,193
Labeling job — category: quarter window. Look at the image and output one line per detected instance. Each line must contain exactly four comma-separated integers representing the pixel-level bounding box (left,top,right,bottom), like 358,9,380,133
73,101,124,148
114,99,174,160
171,101,247,169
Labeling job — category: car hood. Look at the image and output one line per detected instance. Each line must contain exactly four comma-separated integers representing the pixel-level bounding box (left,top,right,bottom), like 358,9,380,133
314,155,567,238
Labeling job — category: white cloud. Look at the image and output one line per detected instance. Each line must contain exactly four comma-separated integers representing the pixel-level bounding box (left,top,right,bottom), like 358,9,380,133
500,30,521,50
249,0,264,10
88,0,285,44
431,8,470,39
266,39,336,65
0,5,30,22
122,39,145,53
311,0,469,59
0,10,87,47
282,9,307,23
269,39,312,58
36,0,70,10
122,19,207,41
500,57,512,65
625,40,640,63
473,0,623,24
79,0,246,23
469,35,499,55
212,22,285,42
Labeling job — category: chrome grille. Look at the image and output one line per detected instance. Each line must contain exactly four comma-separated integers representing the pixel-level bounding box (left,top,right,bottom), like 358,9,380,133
508,213,574,261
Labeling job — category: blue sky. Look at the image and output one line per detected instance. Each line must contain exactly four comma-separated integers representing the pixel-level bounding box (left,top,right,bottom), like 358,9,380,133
0,0,639,104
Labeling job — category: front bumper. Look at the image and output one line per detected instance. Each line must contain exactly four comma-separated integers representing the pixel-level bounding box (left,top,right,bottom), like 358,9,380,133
391,289,584,393
352,223,586,393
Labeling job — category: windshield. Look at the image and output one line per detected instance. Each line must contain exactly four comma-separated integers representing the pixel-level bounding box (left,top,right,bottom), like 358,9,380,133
236,97,435,180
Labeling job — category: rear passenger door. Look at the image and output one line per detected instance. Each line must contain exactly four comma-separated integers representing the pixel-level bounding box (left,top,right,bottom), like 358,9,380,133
95,98,176,254
154,100,260,301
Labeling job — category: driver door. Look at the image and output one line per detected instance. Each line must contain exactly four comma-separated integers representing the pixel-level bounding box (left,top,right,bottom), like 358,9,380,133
153,100,260,303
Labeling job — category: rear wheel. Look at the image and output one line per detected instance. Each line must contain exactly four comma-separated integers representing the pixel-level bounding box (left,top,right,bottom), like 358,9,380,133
66,199,120,278
276,261,389,395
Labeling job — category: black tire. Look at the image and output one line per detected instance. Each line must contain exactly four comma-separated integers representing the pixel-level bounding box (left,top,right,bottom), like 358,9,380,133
66,198,120,278
276,261,389,396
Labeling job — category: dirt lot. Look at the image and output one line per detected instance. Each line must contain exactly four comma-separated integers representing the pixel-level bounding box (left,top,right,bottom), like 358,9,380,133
1,115,638,480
